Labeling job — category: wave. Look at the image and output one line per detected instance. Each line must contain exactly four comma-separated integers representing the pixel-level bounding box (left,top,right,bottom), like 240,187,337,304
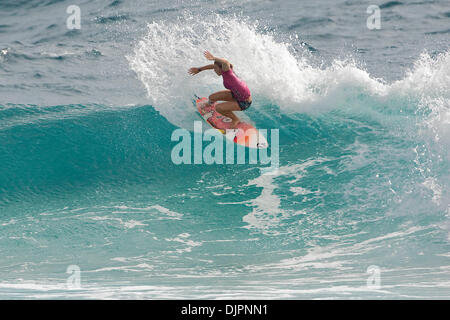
1,13,448,226
128,13,449,146
126,13,450,237
0,105,185,205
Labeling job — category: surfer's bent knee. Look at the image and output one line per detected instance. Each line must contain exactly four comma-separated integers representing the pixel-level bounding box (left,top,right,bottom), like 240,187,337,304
208,92,221,102
208,93,218,105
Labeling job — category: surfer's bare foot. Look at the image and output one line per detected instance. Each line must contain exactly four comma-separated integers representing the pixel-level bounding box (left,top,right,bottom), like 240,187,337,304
200,100,212,111
202,100,214,110
231,120,240,128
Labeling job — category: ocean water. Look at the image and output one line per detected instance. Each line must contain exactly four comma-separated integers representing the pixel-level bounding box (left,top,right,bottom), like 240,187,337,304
0,0,449,299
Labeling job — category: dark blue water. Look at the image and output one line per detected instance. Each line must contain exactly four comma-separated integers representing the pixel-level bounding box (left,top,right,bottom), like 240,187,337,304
0,0,449,298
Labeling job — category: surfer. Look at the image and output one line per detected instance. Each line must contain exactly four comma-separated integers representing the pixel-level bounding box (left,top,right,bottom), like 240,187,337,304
188,50,252,128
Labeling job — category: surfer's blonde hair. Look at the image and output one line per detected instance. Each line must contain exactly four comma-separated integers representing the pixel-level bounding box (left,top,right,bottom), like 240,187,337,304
214,61,233,70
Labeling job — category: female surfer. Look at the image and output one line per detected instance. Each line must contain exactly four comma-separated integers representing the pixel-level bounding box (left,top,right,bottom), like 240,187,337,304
188,50,252,128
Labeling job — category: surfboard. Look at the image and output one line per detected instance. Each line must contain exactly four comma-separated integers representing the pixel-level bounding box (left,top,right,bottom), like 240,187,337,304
193,96,269,149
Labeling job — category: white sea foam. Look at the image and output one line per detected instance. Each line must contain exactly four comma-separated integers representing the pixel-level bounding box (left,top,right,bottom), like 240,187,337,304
243,158,327,234
128,13,383,126
111,204,183,219
164,233,202,253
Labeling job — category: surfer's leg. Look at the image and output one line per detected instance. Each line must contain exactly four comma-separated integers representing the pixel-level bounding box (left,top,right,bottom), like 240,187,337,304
208,90,234,105
216,101,241,128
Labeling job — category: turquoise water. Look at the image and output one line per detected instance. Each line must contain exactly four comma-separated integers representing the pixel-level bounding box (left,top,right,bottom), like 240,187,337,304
0,0,449,299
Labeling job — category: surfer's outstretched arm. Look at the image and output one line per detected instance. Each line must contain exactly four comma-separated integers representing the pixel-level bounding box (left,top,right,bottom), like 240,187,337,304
188,64,214,75
204,51,231,72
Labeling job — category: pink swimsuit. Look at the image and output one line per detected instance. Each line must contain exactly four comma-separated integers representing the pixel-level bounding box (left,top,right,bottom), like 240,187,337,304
222,69,251,102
